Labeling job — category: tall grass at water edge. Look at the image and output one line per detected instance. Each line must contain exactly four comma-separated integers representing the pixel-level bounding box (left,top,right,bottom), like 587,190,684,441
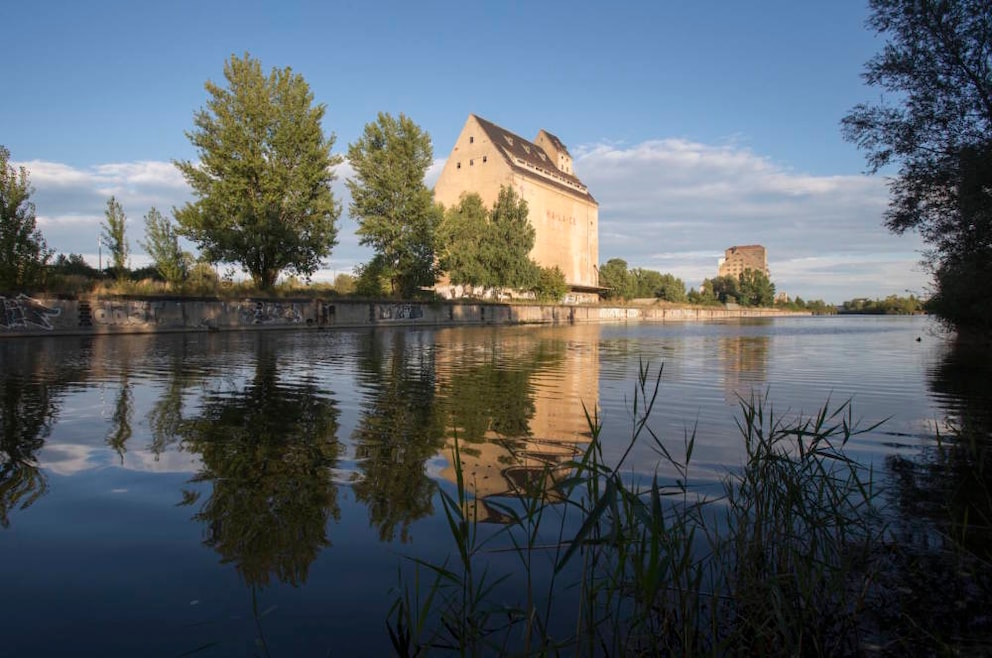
388,362,991,657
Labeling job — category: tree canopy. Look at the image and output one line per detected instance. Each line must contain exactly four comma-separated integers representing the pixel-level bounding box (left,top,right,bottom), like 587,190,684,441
737,269,775,307
438,193,490,288
140,207,188,285
101,196,129,281
482,186,537,296
598,258,635,300
347,112,440,298
0,146,51,290
174,53,341,289
842,0,992,331
437,188,538,297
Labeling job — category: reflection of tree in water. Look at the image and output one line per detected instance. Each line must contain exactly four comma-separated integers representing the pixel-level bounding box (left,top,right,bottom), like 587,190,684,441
1,373,53,528
0,341,88,527
105,372,133,463
147,336,213,458
179,340,341,588
351,331,446,543
882,340,992,649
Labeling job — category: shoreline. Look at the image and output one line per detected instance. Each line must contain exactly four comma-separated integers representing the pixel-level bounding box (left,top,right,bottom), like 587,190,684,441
0,293,811,338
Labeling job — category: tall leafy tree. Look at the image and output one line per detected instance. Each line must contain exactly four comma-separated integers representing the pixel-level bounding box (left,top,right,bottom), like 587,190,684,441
438,192,489,289
175,53,341,289
480,186,537,296
101,196,129,281
598,258,635,300
531,265,569,302
347,112,440,298
0,146,51,290
842,0,992,331
140,207,188,285
737,269,775,307
704,275,740,304
656,273,688,302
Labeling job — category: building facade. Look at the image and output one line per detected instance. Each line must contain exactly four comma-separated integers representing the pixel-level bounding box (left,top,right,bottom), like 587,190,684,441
717,245,769,279
433,115,599,301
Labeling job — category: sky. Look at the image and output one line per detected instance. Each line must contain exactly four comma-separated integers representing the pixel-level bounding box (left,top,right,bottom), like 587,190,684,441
3,0,929,302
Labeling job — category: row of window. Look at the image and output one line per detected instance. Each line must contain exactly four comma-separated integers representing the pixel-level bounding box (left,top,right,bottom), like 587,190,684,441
456,155,487,169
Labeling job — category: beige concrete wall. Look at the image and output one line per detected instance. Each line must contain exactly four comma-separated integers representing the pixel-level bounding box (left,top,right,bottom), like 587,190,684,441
0,292,811,337
511,171,598,289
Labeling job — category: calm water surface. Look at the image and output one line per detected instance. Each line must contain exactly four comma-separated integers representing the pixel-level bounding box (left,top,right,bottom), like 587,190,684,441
0,316,987,656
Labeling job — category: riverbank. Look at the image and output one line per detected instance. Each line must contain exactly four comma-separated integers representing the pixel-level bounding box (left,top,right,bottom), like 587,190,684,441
0,293,810,337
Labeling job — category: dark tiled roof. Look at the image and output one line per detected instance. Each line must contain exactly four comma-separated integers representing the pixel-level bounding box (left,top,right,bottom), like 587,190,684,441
471,115,595,203
539,129,571,157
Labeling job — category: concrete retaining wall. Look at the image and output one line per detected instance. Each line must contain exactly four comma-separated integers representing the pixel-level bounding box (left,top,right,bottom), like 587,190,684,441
0,293,810,337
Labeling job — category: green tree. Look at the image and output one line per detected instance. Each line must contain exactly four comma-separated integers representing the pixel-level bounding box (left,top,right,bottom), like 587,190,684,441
140,207,188,286
598,258,634,301
0,146,51,290
438,192,489,289
631,268,664,299
353,256,389,298
347,112,440,298
479,186,537,297
175,53,341,290
50,253,99,278
101,196,129,281
841,0,992,332
332,272,355,295
531,265,569,302
704,275,740,304
737,269,775,307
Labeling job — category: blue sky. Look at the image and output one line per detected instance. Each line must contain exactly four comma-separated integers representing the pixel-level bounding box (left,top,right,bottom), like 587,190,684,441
4,0,928,301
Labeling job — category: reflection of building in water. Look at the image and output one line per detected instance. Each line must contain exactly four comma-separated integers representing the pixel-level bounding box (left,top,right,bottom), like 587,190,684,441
434,326,600,521
719,335,769,402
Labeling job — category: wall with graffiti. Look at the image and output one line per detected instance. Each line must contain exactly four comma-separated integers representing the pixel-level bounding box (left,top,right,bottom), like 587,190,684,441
0,294,810,337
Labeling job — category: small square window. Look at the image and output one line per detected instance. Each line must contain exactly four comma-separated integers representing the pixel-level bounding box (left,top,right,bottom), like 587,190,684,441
470,136,474,143
470,159,474,166
482,155,487,163
457,162,461,169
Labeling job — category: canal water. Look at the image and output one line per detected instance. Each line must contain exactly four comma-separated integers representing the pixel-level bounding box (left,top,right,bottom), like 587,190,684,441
0,316,987,656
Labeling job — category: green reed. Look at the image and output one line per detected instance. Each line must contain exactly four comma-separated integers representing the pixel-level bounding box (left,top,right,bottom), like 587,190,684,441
386,362,915,656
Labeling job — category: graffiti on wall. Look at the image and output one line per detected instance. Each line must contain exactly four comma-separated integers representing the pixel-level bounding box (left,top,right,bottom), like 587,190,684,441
240,301,304,325
0,294,62,330
377,304,424,321
92,300,153,326
598,307,639,320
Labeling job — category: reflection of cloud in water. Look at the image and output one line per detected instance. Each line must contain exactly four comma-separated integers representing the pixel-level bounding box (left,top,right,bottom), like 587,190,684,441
39,443,200,476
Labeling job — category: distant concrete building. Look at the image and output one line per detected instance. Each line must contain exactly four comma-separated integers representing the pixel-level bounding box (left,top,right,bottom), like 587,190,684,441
718,245,769,279
433,114,599,301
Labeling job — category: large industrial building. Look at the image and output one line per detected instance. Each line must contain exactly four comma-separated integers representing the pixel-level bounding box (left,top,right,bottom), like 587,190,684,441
433,115,600,301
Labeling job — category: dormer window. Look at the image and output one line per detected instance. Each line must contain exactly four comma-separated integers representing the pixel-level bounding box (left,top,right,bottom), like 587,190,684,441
503,135,514,146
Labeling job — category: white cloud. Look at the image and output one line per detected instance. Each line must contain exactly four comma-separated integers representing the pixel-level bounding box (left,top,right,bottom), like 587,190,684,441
575,139,927,301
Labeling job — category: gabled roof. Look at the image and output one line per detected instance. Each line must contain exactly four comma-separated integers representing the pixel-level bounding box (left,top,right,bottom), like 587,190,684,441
471,115,596,203
537,129,571,157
